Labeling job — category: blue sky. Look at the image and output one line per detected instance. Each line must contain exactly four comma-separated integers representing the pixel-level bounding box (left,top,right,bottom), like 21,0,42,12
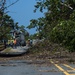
7,0,44,35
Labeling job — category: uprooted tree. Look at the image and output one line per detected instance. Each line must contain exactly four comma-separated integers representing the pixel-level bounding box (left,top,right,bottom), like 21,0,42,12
27,0,75,52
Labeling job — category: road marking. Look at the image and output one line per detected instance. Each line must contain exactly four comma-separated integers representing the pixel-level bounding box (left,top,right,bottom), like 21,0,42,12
67,70,75,72
63,64,75,71
54,64,70,75
50,60,70,75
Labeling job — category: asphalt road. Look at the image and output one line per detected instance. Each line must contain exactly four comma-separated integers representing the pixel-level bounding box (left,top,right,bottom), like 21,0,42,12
0,60,75,75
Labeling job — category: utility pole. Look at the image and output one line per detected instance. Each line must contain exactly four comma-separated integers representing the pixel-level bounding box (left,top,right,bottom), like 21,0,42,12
0,0,6,11
0,0,6,26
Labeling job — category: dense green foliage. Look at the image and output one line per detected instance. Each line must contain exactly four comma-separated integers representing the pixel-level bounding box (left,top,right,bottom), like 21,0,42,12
51,20,75,52
0,14,14,40
27,0,75,52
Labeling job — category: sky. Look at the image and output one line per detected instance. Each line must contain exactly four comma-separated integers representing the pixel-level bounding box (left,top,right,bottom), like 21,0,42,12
6,0,44,35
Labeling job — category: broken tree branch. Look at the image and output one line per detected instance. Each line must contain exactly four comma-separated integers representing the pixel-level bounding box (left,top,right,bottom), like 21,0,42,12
60,2,73,10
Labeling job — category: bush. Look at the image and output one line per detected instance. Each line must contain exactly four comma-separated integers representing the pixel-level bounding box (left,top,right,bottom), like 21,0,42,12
50,20,75,52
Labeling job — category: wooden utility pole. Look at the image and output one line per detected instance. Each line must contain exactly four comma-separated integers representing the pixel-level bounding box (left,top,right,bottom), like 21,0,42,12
0,0,6,11
0,0,6,26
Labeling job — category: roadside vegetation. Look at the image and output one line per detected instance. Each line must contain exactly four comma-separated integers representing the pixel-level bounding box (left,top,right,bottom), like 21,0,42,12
27,0,75,53
0,0,29,45
27,0,75,63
